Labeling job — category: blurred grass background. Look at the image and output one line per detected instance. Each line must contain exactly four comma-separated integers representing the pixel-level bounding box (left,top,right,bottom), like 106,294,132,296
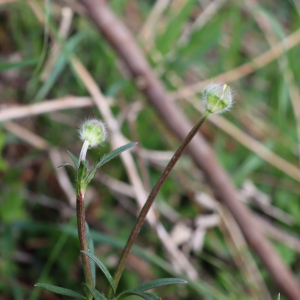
1,0,300,299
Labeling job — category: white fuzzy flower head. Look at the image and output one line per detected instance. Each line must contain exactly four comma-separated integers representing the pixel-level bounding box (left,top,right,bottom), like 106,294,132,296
79,118,107,147
202,83,233,114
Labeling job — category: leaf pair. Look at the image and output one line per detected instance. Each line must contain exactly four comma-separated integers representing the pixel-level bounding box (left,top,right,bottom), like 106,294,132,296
81,251,187,300
59,142,137,194
34,251,113,299
35,270,186,300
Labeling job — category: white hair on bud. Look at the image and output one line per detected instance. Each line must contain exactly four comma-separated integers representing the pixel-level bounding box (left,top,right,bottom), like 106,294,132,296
78,118,107,147
202,82,234,114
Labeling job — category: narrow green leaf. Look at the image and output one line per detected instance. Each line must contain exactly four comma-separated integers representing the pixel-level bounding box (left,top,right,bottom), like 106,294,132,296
117,291,159,300
0,58,38,72
67,150,79,169
116,278,187,300
131,278,187,292
85,222,96,287
58,163,76,178
35,283,86,299
83,284,107,300
83,142,137,187
33,32,86,102
97,142,137,168
278,293,280,300
81,251,115,293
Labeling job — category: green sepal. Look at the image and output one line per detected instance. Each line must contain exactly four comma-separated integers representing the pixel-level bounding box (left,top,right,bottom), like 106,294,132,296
85,222,96,287
115,278,187,300
81,251,115,294
83,142,137,188
67,150,79,169
34,283,86,299
83,284,108,300
78,160,88,182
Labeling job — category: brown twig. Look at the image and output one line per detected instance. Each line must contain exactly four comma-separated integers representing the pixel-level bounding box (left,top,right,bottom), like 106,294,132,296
78,1,300,299
0,96,93,122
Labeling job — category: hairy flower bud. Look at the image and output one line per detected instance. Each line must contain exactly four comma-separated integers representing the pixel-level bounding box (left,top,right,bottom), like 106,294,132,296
79,118,107,147
202,83,233,114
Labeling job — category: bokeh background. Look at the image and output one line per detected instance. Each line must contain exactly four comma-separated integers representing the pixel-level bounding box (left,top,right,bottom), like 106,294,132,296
1,0,300,299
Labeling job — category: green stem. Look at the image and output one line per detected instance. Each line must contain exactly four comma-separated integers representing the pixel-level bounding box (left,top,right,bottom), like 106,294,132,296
109,110,211,298
77,193,94,298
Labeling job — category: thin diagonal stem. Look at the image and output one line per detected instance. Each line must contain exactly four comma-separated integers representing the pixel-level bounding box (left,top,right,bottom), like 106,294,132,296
109,110,211,298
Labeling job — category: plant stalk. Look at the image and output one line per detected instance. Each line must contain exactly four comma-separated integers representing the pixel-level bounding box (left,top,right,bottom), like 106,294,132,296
77,193,94,294
109,110,211,297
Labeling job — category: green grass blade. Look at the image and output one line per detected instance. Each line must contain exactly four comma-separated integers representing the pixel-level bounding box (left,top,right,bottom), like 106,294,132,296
33,32,86,102
0,58,38,72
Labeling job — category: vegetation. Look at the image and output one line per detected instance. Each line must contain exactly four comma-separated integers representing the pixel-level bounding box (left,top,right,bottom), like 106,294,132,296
0,1,300,300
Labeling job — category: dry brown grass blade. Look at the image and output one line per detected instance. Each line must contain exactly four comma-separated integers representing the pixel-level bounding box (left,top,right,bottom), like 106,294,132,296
138,0,171,49
0,0,18,5
0,96,93,122
40,7,73,81
166,0,227,60
244,0,300,160
220,207,272,300
172,27,300,99
190,99,300,182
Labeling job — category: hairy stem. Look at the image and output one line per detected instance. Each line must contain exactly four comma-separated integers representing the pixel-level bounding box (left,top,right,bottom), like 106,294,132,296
77,194,94,295
79,140,90,164
110,110,210,296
